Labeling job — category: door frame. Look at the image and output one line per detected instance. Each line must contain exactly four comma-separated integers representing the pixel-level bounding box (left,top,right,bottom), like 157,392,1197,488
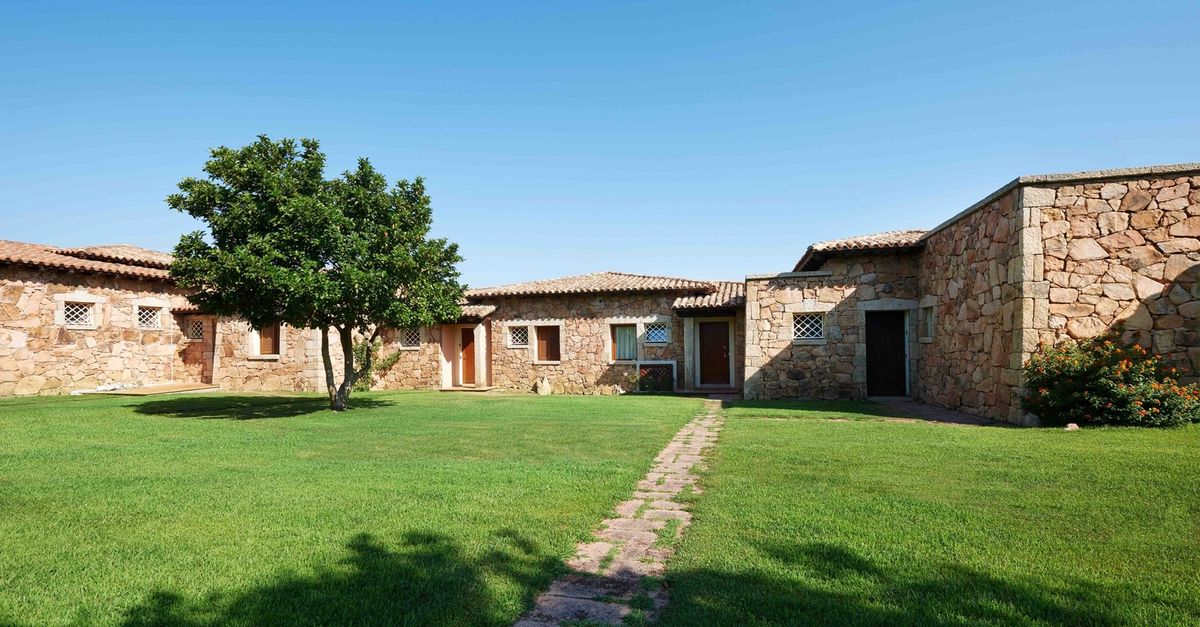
692,316,735,388
864,309,910,396
444,323,487,388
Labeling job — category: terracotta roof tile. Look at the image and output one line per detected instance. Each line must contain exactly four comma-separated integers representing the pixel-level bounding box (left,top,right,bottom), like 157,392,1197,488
58,244,174,269
459,304,496,319
793,229,927,271
0,240,172,280
465,271,718,298
672,281,745,310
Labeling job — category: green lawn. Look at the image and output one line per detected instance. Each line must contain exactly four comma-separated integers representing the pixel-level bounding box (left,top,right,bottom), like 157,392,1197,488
0,391,701,626
659,400,1200,626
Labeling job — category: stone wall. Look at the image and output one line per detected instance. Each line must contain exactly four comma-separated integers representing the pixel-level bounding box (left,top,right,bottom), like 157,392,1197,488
917,189,1025,420
1032,174,1200,381
0,265,199,395
481,293,690,394
211,319,331,392
744,253,920,400
369,326,445,390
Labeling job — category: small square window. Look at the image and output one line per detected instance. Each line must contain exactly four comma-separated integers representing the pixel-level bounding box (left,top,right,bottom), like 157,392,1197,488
400,327,421,348
793,313,823,340
645,322,669,344
509,326,529,347
137,306,162,330
185,319,205,340
63,302,94,327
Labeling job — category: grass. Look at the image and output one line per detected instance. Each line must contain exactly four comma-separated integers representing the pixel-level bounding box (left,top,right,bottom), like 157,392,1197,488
0,391,701,626
659,400,1200,626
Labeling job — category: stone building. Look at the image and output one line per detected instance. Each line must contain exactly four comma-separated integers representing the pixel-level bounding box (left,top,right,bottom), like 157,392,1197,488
744,163,1200,422
2,162,1197,424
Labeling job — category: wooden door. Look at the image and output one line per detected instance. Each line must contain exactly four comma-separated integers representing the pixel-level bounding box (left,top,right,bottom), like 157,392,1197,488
460,328,475,386
866,311,906,396
698,321,731,386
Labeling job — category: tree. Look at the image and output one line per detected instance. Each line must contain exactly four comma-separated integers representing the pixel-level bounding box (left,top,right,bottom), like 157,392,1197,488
168,136,464,410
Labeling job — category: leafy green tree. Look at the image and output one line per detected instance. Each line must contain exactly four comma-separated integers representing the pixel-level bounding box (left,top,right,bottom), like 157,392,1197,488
168,136,463,410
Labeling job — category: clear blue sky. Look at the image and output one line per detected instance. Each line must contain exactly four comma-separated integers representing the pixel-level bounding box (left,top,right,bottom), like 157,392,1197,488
2,1,1197,287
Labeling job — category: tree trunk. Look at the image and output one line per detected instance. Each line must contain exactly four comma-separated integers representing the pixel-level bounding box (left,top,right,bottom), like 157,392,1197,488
321,327,339,409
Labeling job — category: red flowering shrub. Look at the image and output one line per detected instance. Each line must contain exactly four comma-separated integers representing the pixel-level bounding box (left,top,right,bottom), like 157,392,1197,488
1023,334,1200,427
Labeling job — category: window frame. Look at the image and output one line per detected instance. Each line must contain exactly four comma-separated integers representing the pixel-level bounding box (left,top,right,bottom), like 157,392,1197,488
136,305,163,330
610,323,637,362
535,325,561,364
506,325,530,349
398,327,421,350
62,301,96,329
792,312,825,343
250,322,283,360
54,292,105,330
643,321,670,345
184,318,205,341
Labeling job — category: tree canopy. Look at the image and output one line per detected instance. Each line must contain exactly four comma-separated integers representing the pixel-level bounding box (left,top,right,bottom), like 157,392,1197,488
168,135,464,409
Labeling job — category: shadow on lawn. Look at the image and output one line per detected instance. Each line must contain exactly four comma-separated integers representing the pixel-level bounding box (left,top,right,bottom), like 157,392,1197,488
121,529,560,627
661,541,1199,626
130,395,394,420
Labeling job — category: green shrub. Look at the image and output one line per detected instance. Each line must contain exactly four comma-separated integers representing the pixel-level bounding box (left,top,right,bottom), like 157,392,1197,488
1023,334,1200,427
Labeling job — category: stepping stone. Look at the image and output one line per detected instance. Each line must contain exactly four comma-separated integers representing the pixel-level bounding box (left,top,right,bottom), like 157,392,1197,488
522,595,629,624
649,500,685,510
596,527,657,543
545,574,639,600
605,517,665,532
643,509,692,522
613,499,643,518
567,541,614,573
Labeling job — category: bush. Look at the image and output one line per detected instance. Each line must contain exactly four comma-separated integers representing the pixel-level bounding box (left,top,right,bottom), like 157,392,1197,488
1023,334,1200,427
350,339,404,392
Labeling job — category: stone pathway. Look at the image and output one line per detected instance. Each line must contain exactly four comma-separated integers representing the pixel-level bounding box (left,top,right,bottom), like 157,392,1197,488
515,399,724,626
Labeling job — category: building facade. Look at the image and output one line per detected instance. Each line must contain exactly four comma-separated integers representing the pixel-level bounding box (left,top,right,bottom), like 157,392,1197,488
2,162,1198,424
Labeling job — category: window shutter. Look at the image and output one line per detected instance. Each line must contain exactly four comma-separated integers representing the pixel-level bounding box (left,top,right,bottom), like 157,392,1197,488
537,326,560,362
260,323,280,355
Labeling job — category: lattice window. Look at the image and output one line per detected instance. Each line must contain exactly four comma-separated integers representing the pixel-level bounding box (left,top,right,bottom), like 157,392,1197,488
509,326,529,347
793,313,823,340
185,319,205,339
644,322,669,344
400,327,421,348
137,306,162,330
63,302,93,327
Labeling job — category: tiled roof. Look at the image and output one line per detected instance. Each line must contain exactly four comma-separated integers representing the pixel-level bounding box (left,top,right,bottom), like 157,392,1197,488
459,304,496,319
793,229,927,271
672,282,745,310
465,271,718,298
0,240,173,280
57,244,174,269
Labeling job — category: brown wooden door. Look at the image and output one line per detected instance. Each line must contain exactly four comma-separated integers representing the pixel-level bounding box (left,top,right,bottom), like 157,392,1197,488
866,311,906,396
698,321,730,386
460,328,475,386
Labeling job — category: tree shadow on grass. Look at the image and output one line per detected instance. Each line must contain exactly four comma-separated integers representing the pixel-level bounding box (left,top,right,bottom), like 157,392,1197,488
660,540,1199,626
129,395,394,420
121,529,561,627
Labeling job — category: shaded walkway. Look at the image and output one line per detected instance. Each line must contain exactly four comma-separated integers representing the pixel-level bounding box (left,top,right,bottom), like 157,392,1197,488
870,396,1003,426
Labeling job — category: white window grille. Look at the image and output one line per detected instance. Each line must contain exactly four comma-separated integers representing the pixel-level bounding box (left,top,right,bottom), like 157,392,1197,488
509,326,529,347
137,306,162,330
185,319,205,340
645,322,669,344
793,313,823,340
400,327,421,348
63,302,93,327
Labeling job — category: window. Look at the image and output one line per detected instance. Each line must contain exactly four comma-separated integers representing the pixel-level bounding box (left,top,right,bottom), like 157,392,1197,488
793,313,823,341
399,327,421,348
63,302,94,327
137,306,162,330
185,319,205,340
536,325,560,362
919,305,935,339
508,326,529,347
258,323,281,356
611,324,636,361
644,322,669,344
